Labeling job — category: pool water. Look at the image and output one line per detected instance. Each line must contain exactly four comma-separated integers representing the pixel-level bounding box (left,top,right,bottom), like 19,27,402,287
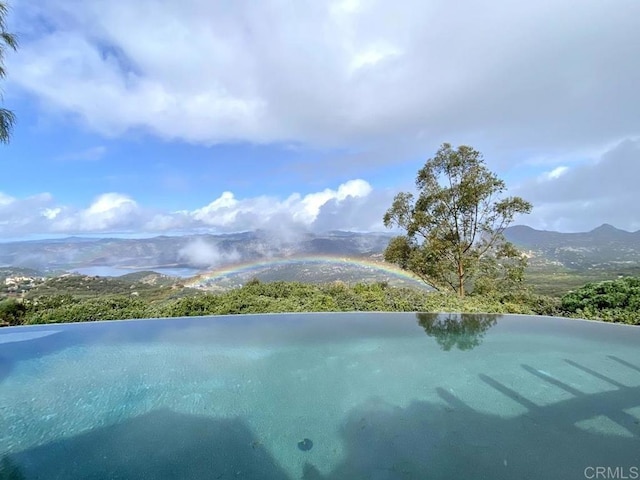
1,313,639,479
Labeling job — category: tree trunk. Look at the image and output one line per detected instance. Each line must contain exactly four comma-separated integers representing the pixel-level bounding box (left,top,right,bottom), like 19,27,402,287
457,262,465,297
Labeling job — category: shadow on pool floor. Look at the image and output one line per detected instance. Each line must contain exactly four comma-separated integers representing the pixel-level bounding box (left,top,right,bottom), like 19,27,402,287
6,409,289,480
4,357,640,480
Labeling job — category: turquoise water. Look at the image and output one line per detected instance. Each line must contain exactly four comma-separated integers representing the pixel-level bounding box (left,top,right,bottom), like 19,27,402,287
1,313,639,479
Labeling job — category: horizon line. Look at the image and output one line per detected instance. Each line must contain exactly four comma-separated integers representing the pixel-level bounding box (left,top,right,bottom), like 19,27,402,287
0,222,639,243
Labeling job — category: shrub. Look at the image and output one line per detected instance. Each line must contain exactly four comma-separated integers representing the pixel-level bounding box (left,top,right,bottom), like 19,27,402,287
560,277,640,325
0,298,27,326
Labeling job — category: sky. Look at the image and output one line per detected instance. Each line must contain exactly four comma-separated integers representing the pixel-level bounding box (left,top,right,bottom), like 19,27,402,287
1,0,639,239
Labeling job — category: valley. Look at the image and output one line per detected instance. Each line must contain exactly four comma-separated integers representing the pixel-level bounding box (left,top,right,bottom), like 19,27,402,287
0,224,638,300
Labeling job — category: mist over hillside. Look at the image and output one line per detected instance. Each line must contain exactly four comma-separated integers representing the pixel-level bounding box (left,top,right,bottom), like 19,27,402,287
0,224,638,278
0,230,393,273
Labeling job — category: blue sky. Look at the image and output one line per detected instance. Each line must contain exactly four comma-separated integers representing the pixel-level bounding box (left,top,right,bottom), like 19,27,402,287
1,0,639,238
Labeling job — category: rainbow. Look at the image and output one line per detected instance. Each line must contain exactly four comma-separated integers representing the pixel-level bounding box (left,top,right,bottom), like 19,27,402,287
185,254,424,287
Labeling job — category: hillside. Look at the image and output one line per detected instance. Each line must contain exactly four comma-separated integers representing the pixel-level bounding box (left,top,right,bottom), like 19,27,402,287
0,230,393,272
2,224,639,326
504,224,640,269
0,225,639,299
3,225,639,273
25,272,191,303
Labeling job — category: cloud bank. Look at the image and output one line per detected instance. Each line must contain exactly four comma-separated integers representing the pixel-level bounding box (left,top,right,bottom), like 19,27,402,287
8,0,640,154
3,0,640,236
511,138,640,232
1,138,638,238
178,239,240,268
0,179,391,238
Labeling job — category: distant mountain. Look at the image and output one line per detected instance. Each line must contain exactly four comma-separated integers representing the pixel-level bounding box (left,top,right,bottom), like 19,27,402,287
504,224,639,246
1,224,638,279
504,224,640,269
0,231,393,273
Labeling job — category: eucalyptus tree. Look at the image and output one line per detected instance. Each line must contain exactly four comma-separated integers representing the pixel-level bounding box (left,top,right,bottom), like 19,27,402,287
383,143,532,297
0,1,17,144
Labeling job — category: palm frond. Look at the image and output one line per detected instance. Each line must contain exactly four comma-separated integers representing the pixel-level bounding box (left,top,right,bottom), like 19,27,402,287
0,31,18,50
0,107,15,144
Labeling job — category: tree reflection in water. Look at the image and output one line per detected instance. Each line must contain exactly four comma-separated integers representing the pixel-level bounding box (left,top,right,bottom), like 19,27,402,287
416,313,500,351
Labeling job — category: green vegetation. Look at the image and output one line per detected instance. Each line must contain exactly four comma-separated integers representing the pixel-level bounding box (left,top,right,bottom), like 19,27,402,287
26,272,186,301
524,264,640,297
1,265,634,325
26,295,153,324
1,273,638,326
0,1,18,144
561,277,640,325
0,279,555,326
0,298,25,326
383,143,531,297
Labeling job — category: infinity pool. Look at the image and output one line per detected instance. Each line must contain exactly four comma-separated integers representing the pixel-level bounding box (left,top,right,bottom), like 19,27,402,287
1,313,639,479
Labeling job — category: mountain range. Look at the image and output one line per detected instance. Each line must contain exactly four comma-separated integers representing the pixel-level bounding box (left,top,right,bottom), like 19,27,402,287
0,230,392,273
0,224,638,278
504,224,640,268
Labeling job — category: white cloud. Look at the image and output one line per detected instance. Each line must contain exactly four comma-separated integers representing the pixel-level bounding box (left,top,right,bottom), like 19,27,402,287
86,193,136,215
6,152,638,237
189,192,240,226
512,138,640,232
350,44,402,72
331,0,362,16
0,179,386,237
8,0,640,153
178,238,240,268
312,187,395,232
51,193,141,232
143,213,189,232
297,179,373,223
0,193,15,206
545,166,569,180
0,193,56,234
41,208,61,220
185,179,373,229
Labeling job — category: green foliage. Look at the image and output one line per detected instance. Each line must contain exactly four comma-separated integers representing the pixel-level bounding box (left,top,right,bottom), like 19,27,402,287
13,280,553,325
560,277,640,325
0,298,26,326
1,1,18,144
24,296,155,324
2,275,635,327
26,274,179,303
383,143,532,297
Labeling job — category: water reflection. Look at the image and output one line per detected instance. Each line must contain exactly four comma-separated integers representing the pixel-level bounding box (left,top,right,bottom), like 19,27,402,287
2,315,640,479
416,313,500,351
4,355,639,480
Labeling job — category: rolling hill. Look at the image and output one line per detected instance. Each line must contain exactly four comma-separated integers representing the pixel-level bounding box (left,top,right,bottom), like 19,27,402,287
1,224,639,293
504,224,640,269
